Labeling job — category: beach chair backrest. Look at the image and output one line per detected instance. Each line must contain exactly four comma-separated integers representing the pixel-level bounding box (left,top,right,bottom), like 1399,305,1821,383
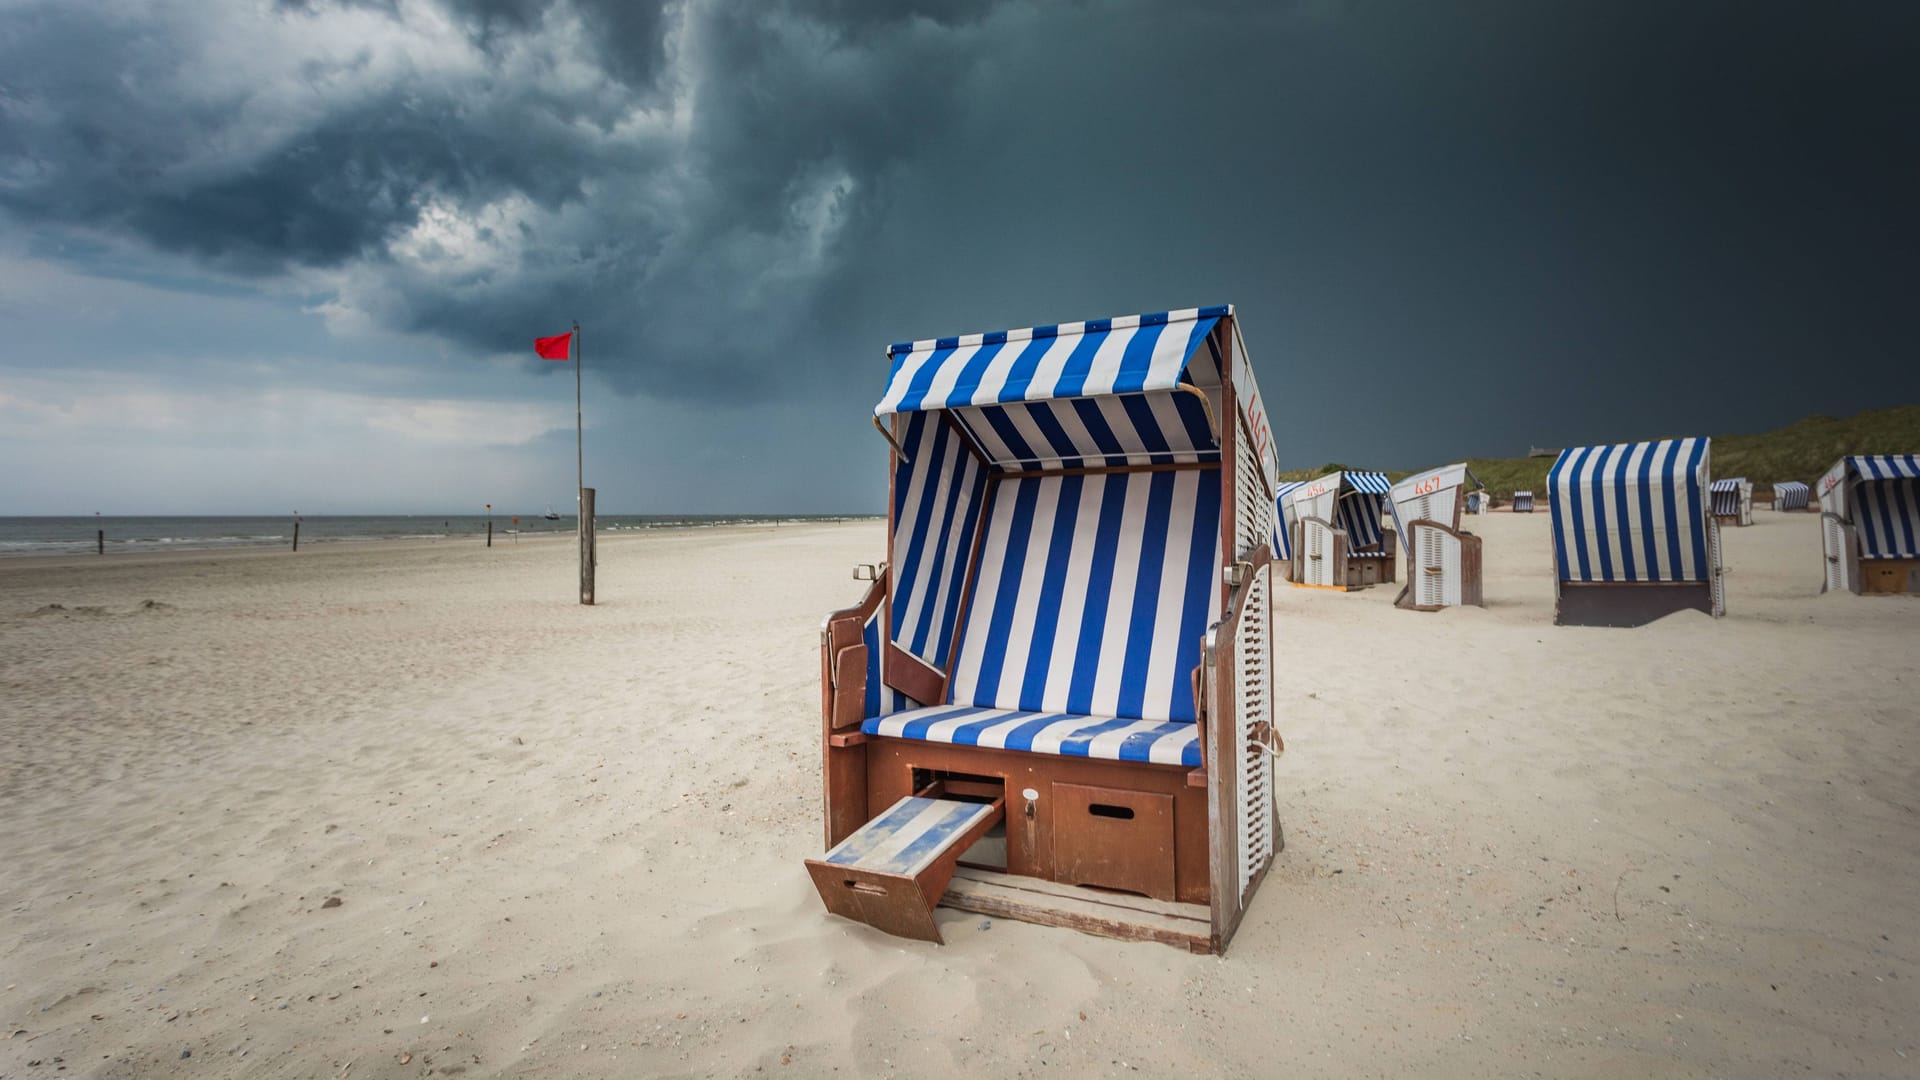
947,469,1223,723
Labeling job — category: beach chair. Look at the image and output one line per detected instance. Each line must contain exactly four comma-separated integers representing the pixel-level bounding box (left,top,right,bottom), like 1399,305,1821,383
1388,464,1485,610
1547,439,1725,626
812,305,1283,954
1772,480,1810,513
1710,478,1753,526
1816,456,1920,594
1286,471,1395,589
1511,490,1535,513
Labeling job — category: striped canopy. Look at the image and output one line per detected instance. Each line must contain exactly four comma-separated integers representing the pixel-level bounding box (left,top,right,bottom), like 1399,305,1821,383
1773,480,1810,511
1346,471,1392,495
877,306,1226,415
1549,439,1712,583
1820,455,1920,559
874,306,1231,473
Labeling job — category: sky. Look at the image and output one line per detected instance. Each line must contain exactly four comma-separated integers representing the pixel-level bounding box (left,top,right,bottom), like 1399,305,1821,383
1,0,1915,515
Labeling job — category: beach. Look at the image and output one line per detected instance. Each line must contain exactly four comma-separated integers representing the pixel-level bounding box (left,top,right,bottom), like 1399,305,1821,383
2,513,1915,1078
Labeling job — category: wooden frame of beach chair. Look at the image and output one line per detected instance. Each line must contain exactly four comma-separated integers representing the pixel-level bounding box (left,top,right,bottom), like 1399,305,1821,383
1816,456,1920,595
812,306,1282,955
1388,463,1485,611
1286,471,1395,590
1547,439,1726,627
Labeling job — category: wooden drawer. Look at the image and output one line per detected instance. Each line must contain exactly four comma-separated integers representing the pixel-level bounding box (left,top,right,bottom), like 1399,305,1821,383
1052,783,1175,901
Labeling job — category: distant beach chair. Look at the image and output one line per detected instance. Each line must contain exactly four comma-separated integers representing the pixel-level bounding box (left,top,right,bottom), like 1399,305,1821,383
1547,438,1725,626
1816,455,1920,595
813,305,1283,954
1271,480,1304,581
1389,464,1485,610
1286,471,1395,589
1772,480,1811,512
1465,491,1487,515
1710,477,1754,526
1511,490,1535,513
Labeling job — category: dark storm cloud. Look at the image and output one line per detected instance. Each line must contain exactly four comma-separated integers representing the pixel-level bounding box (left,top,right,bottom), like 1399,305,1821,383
3,0,1917,460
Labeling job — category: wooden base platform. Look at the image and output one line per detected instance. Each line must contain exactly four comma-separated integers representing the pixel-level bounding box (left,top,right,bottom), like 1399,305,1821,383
941,866,1213,953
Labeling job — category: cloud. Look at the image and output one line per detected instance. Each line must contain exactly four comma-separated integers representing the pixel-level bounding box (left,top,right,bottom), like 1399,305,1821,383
2,0,1917,515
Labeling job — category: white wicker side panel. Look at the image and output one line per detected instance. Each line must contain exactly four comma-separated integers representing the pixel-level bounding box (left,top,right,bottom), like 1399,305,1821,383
1709,518,1726,617
1234,561,1273,897
1234,417,1273,561
1822,514,1854,594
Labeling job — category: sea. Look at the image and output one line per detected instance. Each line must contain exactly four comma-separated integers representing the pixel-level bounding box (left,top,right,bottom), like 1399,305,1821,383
0,514,877,558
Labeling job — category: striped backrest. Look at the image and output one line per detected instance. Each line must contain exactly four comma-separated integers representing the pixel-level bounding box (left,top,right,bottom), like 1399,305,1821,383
1820,456,1920,558
1855,479,1919,557
949,469,1223,723
1549,438,1712,583
1337,496,1385,551
890,412,990,672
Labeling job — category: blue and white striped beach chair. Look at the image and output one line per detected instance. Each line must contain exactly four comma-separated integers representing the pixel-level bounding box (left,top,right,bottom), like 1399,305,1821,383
1547,439,1725,625
815,305,1283,953
1285,470,1395,589
1388,463,1485,610
1815,455,1920,594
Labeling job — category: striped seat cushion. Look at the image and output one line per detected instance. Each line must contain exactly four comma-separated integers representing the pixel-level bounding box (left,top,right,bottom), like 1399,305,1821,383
863,705,1201,768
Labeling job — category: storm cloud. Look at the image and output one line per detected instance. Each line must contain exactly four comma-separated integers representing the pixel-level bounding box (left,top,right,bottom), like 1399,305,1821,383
1,0,1916,512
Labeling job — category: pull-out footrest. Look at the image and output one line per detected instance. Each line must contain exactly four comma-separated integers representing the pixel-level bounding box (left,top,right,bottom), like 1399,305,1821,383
806,795,1004,943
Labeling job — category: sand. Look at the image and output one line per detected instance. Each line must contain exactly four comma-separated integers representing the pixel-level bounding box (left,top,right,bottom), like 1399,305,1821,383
1,513,1915,1078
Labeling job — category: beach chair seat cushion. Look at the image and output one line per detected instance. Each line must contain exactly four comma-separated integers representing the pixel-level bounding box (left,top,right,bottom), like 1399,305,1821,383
863,705,1201,768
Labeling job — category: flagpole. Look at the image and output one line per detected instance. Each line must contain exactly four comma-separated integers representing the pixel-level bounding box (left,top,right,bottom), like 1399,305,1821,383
573,319,583,519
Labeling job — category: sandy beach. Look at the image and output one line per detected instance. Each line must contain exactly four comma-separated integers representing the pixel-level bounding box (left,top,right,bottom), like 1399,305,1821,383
2,513,1915,1078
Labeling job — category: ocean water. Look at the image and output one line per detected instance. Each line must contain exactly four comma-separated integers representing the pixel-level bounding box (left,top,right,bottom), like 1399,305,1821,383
0,514,876,558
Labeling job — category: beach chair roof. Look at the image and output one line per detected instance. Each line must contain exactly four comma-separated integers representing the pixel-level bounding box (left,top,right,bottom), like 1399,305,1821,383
1548,438,1712,584
1773,481,1809,494
1824,455,1920,484
1284,470,1390,508
1709,477,1748,493
871,304,1280,483
1390,463,1481,503
875,305,1229,415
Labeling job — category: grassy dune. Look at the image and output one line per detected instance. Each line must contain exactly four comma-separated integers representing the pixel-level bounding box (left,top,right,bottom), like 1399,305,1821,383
1279,406,1920,500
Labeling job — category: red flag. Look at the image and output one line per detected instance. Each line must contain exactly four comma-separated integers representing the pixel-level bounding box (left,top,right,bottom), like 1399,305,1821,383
534,331,573,360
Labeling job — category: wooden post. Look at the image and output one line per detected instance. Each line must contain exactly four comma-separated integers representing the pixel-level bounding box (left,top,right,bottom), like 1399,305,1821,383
579,486,596,605
292,522,300,551
97,529,104,555
486,503,493,548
